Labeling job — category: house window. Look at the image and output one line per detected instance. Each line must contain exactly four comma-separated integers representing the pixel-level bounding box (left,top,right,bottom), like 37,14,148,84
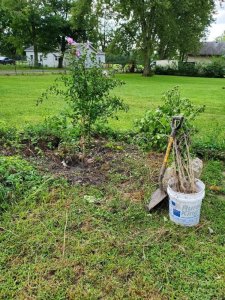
30,55,33,60
55,56,58,61
40,55,43,61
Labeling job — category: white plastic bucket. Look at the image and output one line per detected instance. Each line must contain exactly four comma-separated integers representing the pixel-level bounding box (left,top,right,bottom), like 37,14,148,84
167,179,205,226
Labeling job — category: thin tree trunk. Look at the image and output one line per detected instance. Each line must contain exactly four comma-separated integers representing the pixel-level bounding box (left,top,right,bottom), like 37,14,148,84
58,56,64,68
140,4,156,77
129,62,135,73
31,23,39,68
58,36,66,68
33,43,39,67
143,49,151,76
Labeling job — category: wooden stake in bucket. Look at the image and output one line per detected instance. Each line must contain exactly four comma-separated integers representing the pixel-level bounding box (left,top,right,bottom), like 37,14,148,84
147,116,184,211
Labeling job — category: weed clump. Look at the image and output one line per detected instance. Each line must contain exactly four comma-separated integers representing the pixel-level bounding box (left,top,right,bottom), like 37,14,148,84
135,86,205,151
0,156,44,211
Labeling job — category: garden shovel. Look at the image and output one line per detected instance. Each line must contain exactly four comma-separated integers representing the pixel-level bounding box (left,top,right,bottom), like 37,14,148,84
147,116,184,211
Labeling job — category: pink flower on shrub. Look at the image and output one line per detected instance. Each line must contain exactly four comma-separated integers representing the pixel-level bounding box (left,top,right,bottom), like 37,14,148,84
66,37,75,45
76,49,81,57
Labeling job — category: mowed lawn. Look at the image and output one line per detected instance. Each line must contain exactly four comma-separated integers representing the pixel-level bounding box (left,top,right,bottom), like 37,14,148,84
0,74,225,299
0,73,225,136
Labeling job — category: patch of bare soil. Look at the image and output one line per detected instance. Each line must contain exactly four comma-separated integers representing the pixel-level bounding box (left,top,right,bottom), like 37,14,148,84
21,139,163,187
146,151,164,181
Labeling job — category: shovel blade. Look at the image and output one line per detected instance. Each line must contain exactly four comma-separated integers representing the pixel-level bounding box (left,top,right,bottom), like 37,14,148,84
147,188,167,211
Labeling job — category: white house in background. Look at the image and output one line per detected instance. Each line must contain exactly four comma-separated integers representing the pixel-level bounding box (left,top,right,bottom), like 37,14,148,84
155,42,225,67
188,41,225,63
25,43,105,67
25,47,60,67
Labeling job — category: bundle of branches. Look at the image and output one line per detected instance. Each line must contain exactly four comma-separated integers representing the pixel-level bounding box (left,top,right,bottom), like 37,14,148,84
173,133,197,193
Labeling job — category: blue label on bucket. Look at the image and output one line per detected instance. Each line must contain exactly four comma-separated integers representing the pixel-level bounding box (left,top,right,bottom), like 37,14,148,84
169,199,201,226
173,209,180,217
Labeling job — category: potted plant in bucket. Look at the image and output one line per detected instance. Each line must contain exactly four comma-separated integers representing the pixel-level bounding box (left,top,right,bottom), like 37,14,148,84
167,127,205,226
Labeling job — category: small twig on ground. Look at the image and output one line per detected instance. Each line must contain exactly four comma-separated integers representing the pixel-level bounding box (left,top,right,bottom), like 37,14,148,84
39,220,57,240
62,211,68,257
142,246,146,260
0,226,19,237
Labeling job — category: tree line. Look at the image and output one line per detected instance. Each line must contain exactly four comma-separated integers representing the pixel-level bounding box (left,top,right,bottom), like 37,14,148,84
0,0,218,76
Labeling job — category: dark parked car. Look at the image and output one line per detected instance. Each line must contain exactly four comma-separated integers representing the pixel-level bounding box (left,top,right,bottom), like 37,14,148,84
0,56,15,65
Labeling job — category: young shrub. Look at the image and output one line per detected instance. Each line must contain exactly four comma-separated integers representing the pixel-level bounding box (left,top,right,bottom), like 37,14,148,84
0,156,43,210
0,121,19,149
202,58,225,78
192,125,225,160
135,86,205,151
21,115,78,152
39,38,128,156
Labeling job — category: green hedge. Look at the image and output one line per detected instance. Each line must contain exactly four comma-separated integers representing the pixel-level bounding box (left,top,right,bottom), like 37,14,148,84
155,59,225,78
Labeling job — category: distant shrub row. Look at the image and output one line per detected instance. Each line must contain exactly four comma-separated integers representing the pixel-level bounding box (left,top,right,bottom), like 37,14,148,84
107,58,225,78
155,59,225,78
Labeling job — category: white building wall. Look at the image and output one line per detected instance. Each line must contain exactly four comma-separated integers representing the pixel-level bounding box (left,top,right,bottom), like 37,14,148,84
155,60,178,67
97,53,105,64
187,56,212,64
25,46,105,68
42,53,61,67
25,51,62,67
155,57,214,67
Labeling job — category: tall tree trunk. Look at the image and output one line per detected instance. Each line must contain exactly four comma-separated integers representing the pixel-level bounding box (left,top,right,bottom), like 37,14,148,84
143,49,151,76
141,22,154,76
31,23,39,68
58,36,66,68
140,4,156,77
58,56,64,68
33,43,39,67
129,62,135,73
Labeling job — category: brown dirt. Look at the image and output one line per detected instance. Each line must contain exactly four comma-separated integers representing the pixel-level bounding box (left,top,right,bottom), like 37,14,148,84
23,139,161,187
0,138,163,198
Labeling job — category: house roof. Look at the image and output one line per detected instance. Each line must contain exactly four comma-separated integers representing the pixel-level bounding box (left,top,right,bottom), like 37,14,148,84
25,44,105,55
97,50,105,55
25,46,34,52
24,46,58,53
198,42,225,56
73,43,104,55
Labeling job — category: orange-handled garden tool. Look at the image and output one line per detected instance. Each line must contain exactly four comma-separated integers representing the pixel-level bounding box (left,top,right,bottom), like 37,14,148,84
147,116,184,211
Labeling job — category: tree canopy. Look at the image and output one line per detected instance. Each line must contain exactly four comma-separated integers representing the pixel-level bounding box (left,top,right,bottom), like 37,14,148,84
0,0,217,74
111,0,215,76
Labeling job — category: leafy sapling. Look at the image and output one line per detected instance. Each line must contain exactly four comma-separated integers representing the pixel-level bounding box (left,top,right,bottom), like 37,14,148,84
38,37,128,159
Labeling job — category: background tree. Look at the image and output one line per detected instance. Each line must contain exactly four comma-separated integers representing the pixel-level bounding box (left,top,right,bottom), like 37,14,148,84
46,0,75,68
111,0,215,76
0,6,17,58
106,26,139,71
1,0,76,67
216,30,225,41
71,0,117,51
114,0,170,76
171,0,214,61
1,0,61,66
71,0,98,44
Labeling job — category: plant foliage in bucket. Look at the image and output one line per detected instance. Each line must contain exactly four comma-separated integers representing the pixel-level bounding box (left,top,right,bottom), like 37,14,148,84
167,122,205,226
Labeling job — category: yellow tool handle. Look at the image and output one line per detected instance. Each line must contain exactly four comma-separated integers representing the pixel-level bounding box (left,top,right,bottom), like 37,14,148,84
158,116,184,191
163,136,174,165
159,136,174,189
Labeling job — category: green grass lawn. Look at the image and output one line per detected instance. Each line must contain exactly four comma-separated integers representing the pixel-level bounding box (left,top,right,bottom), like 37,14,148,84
113,74,225,132
0,63,61,71
0,74,225,299
0,154,224,299
0,74,225,136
